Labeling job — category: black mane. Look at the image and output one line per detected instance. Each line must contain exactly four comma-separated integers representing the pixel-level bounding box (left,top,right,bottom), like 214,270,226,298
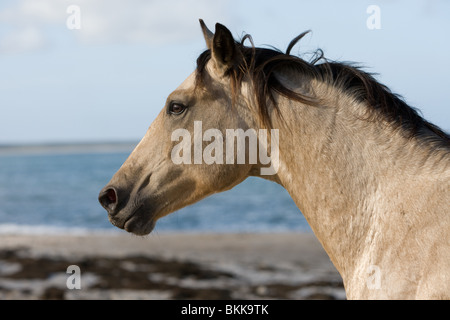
196,32,450,146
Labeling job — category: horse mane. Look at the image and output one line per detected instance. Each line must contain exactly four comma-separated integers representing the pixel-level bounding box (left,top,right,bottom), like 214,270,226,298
195,32,450,147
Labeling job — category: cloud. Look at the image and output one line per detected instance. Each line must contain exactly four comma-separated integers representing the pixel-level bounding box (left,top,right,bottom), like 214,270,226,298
0,26,46,53
78,0,231,44
0,0,231,53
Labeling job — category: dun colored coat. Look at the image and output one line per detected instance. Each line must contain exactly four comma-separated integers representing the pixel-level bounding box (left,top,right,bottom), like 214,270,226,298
100,20,450,299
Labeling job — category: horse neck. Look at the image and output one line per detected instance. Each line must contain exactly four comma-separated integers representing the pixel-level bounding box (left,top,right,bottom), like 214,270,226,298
268,81,446,282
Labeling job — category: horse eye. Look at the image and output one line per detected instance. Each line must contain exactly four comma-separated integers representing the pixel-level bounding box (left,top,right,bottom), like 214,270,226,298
169,103,187,115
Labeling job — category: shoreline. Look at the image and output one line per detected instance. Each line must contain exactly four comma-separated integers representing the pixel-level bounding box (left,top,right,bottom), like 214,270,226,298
0,232,345,300
0,141,137,156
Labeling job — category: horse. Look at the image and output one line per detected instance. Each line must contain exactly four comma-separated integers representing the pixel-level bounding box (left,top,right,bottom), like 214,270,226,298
99,20,450,299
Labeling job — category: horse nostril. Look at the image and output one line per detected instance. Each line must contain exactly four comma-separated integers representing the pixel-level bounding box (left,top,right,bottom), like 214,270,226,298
99,187,119,213
106,188,117,204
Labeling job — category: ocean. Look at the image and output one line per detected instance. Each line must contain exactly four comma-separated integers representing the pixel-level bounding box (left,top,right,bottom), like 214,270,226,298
0,144,310,235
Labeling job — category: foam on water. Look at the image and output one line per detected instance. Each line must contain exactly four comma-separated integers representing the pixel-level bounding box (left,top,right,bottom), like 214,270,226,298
0,223,118,236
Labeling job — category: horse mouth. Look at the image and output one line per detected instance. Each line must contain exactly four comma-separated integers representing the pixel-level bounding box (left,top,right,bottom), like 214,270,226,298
108,205,156,236
124,215,156,235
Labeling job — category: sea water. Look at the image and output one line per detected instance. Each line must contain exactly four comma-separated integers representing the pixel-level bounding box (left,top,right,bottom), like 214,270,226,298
0,147,310,234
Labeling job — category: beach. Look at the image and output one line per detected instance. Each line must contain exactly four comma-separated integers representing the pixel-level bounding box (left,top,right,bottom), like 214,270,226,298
0,232,345,300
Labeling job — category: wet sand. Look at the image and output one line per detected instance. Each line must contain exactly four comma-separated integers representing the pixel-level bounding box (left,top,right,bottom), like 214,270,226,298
0,232,345,300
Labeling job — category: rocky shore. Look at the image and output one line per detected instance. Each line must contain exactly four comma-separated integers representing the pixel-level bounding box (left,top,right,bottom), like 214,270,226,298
0,232,345,300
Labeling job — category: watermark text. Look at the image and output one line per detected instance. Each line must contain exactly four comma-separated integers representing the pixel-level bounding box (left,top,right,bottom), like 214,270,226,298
66,5,81,30
171,121,279,175
66,265,81,289
366,5,381,30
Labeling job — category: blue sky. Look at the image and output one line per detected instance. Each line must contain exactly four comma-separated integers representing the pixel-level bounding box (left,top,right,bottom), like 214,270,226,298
0,0,449,144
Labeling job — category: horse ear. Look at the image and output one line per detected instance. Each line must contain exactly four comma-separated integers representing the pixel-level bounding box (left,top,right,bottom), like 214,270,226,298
199,19,214,50
199,20,237,75
211,23,236,73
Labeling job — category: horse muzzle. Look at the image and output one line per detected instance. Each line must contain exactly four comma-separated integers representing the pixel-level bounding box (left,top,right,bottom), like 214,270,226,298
98,186,155,235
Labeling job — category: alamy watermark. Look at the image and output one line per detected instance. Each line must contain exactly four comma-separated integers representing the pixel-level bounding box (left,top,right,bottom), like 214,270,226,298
66,5,81,30
171,121,279,175
366,264,381,290
66,265,81,289
366,5,381,30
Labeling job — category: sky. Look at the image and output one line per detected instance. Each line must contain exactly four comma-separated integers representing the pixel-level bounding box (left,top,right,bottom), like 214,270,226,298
0,0,449,144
